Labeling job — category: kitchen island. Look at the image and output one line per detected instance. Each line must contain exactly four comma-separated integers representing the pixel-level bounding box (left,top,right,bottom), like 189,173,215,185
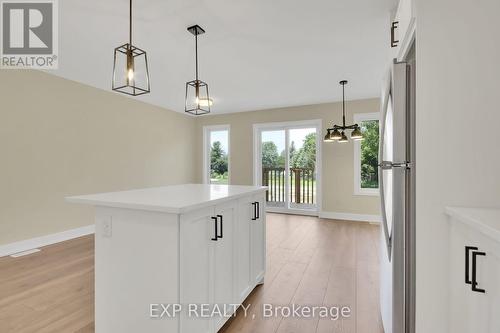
66,184,267,333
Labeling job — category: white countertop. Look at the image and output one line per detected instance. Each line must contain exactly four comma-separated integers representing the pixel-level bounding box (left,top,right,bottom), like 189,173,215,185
446,206,500,242
66,184,267,214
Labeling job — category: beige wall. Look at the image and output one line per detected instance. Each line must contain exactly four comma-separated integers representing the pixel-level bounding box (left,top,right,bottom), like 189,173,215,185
0,70,197,245
194,99,381,215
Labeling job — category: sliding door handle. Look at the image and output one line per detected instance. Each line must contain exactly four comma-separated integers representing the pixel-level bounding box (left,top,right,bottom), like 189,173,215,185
471,251,486,293
216,215,223,239
251,202,257,220
211,216,218,241
256,202,260,219
465,246,478,284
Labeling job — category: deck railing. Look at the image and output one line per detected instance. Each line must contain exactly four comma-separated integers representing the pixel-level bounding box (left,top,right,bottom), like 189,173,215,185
262,167,316,205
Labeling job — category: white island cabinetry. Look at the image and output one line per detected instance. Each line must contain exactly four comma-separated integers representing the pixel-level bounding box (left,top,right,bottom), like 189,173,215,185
66,184,266,333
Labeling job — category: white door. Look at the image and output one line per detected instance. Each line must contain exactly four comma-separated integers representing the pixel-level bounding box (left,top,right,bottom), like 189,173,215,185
379,61,408,333
213,200,236,331
180,206,215,333
250,193,266,285
235,196,253,302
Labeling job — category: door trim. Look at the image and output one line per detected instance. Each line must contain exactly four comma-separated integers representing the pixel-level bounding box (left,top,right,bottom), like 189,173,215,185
252,119,322,215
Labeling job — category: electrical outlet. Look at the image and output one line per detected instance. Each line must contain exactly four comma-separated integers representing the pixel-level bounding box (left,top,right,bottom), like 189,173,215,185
102,217,112,238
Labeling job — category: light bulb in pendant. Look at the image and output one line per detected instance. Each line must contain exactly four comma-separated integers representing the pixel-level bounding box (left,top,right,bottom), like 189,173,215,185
126,50,135,85
198,98,213,107
127,68,134,81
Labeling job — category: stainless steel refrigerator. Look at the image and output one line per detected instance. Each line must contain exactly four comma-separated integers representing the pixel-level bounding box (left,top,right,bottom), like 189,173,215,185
379,50,416,333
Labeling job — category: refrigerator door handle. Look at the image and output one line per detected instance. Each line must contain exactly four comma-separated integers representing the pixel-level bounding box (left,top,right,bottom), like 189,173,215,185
379,161,412,169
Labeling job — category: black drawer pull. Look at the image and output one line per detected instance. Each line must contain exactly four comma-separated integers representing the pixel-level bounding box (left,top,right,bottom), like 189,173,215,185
217,215,223,239
211,216,218,241
471,251,486,293
465,246,478,284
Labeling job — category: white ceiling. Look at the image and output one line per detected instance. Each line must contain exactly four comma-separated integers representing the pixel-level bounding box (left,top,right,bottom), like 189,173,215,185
54,0,396,114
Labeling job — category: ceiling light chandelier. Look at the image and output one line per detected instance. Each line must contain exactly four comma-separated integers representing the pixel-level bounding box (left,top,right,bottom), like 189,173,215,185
324,80,363,143
112,0,150,96
185,25,211,115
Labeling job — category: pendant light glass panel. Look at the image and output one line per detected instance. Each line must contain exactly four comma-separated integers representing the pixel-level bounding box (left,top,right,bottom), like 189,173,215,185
185,79,210,115
112,44,150,96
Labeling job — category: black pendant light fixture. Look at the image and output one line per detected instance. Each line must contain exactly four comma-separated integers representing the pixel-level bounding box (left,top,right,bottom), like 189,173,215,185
324,80,363,143
112,0,150,96
185,25,211,115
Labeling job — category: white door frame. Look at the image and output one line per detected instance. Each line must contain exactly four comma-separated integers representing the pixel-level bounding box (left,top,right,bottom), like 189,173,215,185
252,119,322,216
203,124,231,184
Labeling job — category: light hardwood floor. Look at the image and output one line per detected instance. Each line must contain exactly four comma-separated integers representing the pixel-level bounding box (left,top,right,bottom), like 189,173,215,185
0,213,382,333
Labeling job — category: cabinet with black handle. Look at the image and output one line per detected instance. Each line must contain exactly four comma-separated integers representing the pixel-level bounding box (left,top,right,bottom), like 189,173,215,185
234,193,266,304
389,0,415,61
179,190,266,333
447,207,500,333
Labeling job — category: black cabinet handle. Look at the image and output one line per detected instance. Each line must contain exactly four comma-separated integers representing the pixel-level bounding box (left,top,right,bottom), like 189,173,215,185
216,215,223,239
251,202,257,220
391,21,399,47
256,201,260,219
465,246,478,284
211,216,218,241
471,251,486,293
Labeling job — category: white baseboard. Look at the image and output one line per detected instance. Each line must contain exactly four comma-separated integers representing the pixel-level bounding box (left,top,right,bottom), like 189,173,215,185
0,225,95,258
319,211,381,223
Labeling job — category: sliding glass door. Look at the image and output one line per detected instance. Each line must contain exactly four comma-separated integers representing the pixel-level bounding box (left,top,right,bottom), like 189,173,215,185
254,120,321,214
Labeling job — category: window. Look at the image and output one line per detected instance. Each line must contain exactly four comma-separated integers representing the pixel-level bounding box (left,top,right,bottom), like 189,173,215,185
203,125,230,184
354,113,379,195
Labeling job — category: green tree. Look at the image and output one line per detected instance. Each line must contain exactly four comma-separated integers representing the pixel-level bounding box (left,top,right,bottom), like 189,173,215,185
360,120,379,188
210,141,228,176
291,133,316,169
278,149,286,168
261,141,280,168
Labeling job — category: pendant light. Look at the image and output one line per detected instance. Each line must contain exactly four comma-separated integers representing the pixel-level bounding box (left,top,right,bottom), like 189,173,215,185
324,80,363,143
185,25,211,115
112,0,150,96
